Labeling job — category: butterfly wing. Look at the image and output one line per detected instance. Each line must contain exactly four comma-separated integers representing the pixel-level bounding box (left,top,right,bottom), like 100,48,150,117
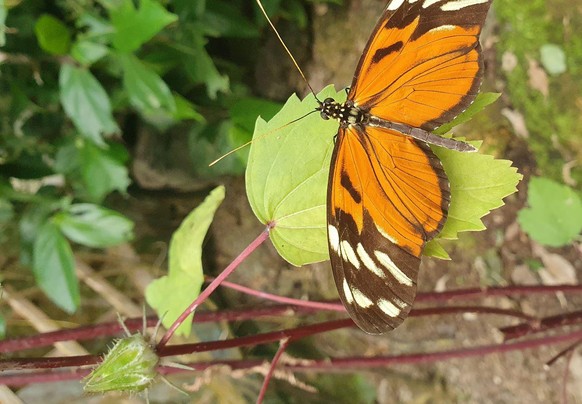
327,0,492,333
328,125,449,333
350,0,493,130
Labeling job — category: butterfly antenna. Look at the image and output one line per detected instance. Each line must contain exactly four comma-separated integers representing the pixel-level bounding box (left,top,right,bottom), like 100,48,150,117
209,109,318,167
255,0,320,102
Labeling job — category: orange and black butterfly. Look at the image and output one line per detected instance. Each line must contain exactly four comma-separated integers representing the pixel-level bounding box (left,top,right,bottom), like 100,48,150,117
317,0,493,334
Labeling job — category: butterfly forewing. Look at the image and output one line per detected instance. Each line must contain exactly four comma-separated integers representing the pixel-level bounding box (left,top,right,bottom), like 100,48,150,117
326,0,493,333
350,0,492,131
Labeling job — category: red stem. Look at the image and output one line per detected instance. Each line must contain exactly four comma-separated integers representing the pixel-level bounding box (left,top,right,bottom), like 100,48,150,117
257,338,290,404
156,225,273,349
216,278,344,312
5,326,582,387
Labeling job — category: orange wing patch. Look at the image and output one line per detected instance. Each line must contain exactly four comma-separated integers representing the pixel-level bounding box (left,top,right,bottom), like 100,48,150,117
327,125,449,333
349,1,489,131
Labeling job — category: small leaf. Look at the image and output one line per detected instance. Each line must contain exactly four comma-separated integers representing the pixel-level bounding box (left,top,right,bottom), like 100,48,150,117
78,141,130,201
540,44,567,76
19,204,53,267
182,35,229,99
71,40,109,65
174,93,205,122
54,204,134,248
518,177,582,247
59,65,119,146
109,0,177,53
119,53,176,115
34,14,71,55
146,186,225,337
83,334,158,393
33,221,79,313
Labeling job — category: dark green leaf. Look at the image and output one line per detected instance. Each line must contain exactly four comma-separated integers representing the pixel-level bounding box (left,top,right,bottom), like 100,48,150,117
109,0,177,52
189,121,245,177
435,92,501,135
174,93,205,122
182,35,229,99
59,65,119,145
203,1,259,38
33,221,79,313
34,14,71,55
19,204,53,267
119,53,176,115
55,203,134,248
518,177,582,246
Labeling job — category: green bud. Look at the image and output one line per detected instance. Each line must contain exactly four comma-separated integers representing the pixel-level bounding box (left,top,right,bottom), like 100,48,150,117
83,333,159,393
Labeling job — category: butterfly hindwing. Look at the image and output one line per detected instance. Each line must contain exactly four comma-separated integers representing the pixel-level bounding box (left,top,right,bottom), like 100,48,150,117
327,126,449,334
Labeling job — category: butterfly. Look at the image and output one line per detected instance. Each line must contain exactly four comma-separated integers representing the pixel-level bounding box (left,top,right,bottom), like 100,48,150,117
316,0,493,334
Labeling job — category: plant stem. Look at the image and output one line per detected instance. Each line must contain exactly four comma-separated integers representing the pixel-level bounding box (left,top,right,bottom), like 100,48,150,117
157,224,273,349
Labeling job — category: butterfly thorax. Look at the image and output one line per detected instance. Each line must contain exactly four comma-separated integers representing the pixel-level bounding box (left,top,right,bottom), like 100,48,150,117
318,97,368,127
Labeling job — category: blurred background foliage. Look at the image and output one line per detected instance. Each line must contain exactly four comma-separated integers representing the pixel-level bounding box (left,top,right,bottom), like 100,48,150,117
0,0,315,312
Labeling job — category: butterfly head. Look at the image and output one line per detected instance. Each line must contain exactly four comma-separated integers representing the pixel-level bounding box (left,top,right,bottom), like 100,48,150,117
317,98,366,127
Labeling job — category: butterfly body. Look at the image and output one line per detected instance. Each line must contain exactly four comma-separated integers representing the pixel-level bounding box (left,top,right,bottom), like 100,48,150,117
321,0,493,334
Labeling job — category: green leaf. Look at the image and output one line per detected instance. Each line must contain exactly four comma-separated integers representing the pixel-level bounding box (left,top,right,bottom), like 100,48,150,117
246,87,521,266
540,44,567,76
189,121,246,177
146,186,225,337
518,177,582,247
182,34,229,99
55,140,130,201
71,40,110,65
109,0,177,53
434,92,501,136
34,14,71,55
174,93,205,122
0,1,7,47
203,0,259,38
0,312,5,339
246,87,339,266
78,141,130,201
119,53,176,115
428,142,522,254
19,204,53,267
54,204,134,248
33,221,79,313
59,65,119,146
228,97,282,166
